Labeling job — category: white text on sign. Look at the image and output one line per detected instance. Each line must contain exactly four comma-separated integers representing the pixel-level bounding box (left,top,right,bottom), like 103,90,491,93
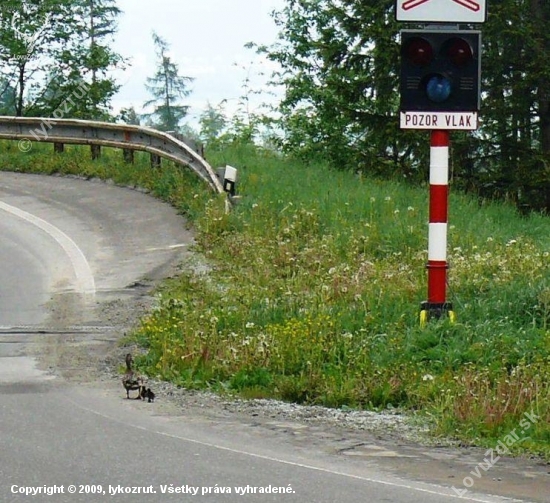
400,112,478,130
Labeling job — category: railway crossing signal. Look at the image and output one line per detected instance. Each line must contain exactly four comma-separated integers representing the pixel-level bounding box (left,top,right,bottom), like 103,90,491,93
396,0,485,325
400,30,481,113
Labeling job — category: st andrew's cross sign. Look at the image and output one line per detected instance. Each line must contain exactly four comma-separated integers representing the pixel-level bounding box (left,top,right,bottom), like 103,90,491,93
396,0,487,23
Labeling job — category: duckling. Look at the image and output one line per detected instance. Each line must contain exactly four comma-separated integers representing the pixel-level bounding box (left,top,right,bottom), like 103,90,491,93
140,386,155,403
122,353,144,399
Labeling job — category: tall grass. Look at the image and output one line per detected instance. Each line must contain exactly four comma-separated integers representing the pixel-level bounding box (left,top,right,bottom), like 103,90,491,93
1,140,549,455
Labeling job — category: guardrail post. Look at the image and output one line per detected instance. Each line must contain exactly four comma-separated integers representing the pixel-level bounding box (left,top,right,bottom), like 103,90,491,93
123,149,134,164
91,144,101,160
150,153,161,169
54,142,64,153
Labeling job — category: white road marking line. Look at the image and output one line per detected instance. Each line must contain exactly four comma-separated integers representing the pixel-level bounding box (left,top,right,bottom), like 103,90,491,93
142,243,189,252
66,397,519,503
0,201,96,296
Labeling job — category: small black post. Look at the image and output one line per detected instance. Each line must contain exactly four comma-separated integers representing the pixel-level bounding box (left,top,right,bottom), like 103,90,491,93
91,144,101,160
123,149,134,164
150,153,161,169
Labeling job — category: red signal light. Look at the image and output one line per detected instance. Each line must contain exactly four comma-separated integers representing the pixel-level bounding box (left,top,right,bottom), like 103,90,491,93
404,37,433,66
446,38,473,66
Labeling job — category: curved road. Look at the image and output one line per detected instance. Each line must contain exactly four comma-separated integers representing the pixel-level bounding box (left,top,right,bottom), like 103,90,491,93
0,173,545,503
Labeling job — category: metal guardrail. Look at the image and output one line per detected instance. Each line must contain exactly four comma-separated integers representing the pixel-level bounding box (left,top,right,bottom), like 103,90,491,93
0,116,224,193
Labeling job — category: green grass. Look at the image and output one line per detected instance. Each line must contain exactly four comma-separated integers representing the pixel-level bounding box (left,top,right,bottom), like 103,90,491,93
1,139,549,457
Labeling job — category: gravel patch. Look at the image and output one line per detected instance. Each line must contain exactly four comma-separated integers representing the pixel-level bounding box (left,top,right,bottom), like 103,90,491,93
96,349,438,446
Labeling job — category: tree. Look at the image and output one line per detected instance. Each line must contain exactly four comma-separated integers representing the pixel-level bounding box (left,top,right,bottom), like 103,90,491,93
0,0,124,118
143,32,193,132
30,0,124,119
258,0,410,176
260,0,550,211
199,102,228,146
0,0,65,116
68,0,123,119
0,76,16,114
117,105,141,125
476,0,550,210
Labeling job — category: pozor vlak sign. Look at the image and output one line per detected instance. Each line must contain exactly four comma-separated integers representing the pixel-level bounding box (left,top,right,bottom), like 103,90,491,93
396,0,487,23
401,111,477,130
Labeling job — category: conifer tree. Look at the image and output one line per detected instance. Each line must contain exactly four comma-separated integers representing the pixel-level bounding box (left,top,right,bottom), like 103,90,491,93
32,0,124,119
143,32,193,132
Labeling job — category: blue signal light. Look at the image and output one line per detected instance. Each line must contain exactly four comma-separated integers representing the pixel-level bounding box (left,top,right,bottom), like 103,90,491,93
426,75,451,103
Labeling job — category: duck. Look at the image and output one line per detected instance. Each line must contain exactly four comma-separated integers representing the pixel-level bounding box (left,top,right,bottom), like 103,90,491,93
122,353,144,399
140,386,156,403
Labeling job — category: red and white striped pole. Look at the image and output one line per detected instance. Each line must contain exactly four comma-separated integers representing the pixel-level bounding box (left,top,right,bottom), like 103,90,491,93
421,130,454,323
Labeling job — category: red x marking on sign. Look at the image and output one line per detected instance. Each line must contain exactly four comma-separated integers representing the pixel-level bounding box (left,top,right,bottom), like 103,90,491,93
402,0,480,11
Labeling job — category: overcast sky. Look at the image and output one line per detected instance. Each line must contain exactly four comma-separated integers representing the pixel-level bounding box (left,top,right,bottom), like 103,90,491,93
112,0,286,128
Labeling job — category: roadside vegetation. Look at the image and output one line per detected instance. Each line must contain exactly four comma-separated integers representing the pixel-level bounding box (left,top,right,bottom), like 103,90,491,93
1,0,549,461
1,139,549,458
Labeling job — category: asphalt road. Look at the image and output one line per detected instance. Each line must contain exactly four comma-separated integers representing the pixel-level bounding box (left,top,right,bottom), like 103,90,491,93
0,172,545,503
